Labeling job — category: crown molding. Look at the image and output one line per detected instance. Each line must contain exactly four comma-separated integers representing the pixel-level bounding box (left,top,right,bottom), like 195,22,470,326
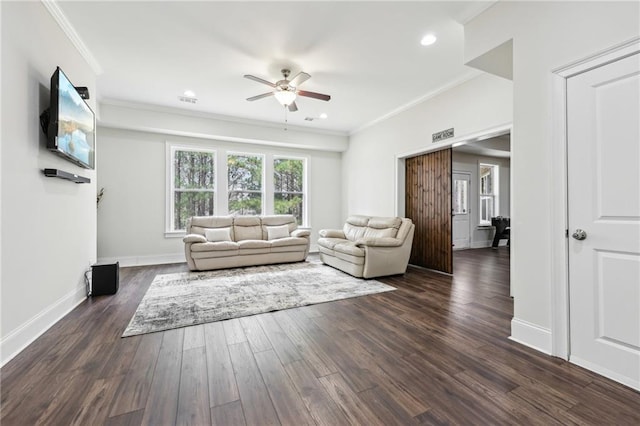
350,69,482,136
41,0,103,75
99,98,349,138
457,1,498,25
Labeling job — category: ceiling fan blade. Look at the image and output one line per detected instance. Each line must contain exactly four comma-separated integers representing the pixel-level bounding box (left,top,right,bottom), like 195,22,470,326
288,101,298,112
244,74,276,88
246,92,274,101
298,90,331,101
289,72,311,87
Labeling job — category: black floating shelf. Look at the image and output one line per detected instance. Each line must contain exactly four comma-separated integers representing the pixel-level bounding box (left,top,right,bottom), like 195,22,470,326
43,168,90,184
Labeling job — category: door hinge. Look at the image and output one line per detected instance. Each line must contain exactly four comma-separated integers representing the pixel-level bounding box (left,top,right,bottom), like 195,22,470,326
565,229,569,238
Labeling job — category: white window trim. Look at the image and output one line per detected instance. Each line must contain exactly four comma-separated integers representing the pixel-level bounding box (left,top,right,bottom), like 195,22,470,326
166,144,217,236
166,143,311,236
479,162,499,226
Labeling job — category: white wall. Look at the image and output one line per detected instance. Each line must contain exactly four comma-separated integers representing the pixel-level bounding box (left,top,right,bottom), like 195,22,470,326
452,151,510,248
97,125,343,266
465,1,639,352
1,2,97,365
343,73,512,219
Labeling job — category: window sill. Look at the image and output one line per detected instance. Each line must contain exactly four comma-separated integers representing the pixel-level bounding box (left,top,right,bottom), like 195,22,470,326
165,231,186,239
477,225,493,229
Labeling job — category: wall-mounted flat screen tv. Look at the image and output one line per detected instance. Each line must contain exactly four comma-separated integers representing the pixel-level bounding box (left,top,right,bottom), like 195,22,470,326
47,67,95,169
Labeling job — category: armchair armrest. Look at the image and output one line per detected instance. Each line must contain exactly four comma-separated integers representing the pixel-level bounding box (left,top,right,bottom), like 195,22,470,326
183,234,207,243
319,229,346,239
355,237,403,247
291,229,311,238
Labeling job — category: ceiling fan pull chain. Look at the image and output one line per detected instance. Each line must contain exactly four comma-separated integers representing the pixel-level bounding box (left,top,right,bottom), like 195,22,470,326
284,105,288,131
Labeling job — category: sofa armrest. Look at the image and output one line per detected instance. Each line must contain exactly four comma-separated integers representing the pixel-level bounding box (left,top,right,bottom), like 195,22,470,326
183,234,207,243
355,237,403,247
319,229,346,239
291,229,311,238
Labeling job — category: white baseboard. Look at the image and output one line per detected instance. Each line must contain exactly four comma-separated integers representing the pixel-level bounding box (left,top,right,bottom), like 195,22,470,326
1,284,86,367
470,239,509,249
570,355,640,392
509,317,552,355
98,253,186,267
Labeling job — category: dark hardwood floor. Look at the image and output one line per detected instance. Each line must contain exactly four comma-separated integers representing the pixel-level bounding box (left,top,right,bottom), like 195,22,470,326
2,248,639,425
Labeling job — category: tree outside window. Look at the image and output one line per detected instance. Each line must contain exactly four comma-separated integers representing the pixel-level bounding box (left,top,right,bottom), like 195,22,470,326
228,153,263,215
172,149,215,231
274,158,305,225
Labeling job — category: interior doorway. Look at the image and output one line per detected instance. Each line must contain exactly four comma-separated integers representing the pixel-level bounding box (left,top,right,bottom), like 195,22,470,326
396,125,512,280
451,133,511,252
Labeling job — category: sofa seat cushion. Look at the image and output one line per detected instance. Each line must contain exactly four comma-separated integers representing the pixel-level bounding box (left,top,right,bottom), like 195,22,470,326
191,250,239,259
238,240,272,249
270,237,309,247
191,241,239,252
333,241,365,257
317,237,347,250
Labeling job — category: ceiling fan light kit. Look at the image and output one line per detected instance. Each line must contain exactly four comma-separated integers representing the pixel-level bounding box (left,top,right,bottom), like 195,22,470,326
274,87,296,106
244,68,331,113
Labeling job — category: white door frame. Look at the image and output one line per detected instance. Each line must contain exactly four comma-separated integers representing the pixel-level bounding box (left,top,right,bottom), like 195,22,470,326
550,36,640,359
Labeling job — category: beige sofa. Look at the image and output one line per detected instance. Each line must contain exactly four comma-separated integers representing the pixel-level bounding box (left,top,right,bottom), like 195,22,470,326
183,215,310,271
318,215,415,279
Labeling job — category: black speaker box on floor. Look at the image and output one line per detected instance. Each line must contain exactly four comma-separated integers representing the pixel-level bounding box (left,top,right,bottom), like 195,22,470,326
91,262,119,296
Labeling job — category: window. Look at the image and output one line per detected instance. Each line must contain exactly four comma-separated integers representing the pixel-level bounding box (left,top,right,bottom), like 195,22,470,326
170,147,215,231
479,163,499,225
274,157,305,225
167,144,309,234
453,177,468,215
227,153,264,215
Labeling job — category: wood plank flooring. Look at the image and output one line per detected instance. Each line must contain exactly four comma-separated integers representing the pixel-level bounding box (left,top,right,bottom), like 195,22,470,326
2,248,639,425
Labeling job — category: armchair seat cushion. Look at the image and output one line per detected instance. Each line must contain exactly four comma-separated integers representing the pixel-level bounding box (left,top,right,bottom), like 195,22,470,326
317,237,348,250
333,241,365,257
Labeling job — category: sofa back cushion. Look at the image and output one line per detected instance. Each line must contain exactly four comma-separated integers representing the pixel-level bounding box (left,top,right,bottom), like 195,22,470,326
364,217,401,239
233,216,263,241
189,216,234,239
343,215,402,241
343,215,370,241
261,215,297,239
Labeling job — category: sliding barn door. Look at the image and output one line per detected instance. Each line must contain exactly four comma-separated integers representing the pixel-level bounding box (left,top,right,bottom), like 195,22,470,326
405,149,452,273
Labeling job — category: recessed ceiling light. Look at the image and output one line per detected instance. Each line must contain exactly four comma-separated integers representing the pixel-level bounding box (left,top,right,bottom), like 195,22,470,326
183,90,196,97
420,34,437,46
319,113,328,119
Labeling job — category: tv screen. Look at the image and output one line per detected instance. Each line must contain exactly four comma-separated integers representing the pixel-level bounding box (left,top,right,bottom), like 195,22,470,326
47,67,95,169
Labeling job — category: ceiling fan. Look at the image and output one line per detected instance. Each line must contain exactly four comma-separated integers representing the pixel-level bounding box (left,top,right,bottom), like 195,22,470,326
244,69,331,112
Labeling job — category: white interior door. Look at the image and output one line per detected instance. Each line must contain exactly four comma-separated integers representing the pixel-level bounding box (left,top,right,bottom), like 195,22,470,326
452,172,471,249
567,52,640,390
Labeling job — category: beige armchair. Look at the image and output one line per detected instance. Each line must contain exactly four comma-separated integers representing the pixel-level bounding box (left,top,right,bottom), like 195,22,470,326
317,215,415,278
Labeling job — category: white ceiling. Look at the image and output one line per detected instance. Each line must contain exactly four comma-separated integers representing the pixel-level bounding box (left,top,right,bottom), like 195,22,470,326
57,1,495,134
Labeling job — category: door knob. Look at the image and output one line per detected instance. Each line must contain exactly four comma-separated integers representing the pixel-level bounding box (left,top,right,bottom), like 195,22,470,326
572,229,587,240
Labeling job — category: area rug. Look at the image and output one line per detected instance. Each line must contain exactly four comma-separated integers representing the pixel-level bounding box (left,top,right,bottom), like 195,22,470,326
122,261,395,337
